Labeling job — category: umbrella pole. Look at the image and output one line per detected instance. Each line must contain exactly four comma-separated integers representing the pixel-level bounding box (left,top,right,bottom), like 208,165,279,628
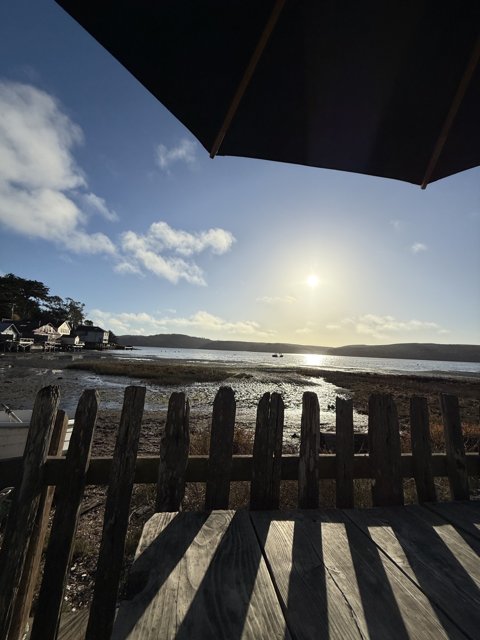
209,0,287,158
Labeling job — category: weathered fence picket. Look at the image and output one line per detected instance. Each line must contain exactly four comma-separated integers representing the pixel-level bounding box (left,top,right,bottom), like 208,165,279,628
205,386,236,510
335,397,354,508
250,392,284,510
86,386,146,640
369,393,404,506
441,393,469,500
8,409,70,640
30,389,98,640
410,396,436,503
155,391,190,512
0,385,59,640
298,391,320,508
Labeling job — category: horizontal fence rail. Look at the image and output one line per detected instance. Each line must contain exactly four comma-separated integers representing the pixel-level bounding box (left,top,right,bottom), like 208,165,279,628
2,453,480,487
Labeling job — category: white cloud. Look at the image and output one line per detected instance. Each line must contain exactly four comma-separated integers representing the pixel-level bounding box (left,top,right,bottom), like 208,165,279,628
257,295,297,305
326,314,447,340
114,261,143,275
0,80,116,254
148,221,234,256
88,308,273,339
82,192,118,222
155,139,197,173
390,219,401,231
119,221,235,285
411,242,427,254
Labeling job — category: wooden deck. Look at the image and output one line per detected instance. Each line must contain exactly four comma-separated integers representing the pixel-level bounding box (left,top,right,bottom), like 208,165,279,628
113,501,480,639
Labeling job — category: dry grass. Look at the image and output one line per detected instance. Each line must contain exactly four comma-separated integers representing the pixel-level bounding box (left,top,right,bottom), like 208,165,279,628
66,359,234,385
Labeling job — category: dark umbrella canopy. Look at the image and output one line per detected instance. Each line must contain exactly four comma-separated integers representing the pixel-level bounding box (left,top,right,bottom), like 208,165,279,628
56,0,480,187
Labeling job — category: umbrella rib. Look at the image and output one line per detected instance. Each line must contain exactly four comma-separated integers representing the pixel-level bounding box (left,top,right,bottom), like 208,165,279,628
209,0,287,159
421,34,480,189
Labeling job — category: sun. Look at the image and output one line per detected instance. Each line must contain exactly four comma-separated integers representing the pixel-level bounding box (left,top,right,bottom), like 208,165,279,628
306,274,319,288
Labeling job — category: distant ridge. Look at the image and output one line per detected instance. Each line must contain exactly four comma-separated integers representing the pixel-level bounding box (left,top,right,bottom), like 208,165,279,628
118,334,480,363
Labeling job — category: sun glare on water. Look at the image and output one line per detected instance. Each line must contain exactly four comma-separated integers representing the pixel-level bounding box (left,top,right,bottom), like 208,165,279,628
306,274,319,288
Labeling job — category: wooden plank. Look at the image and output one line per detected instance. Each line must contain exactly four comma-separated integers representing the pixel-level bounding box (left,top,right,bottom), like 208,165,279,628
410,396,436,502
298,392,320,508
86,386,146,640
252,510,462,639
426,501,480,541
250,392,284,510
335,397,354,508
30,389,98,640
441,393,469,500
112,510,289,639
57,610,89,640
155,391,190,512
345,505,480,638
368,394,404,506
8,410,70,640
0,385,59,639
205,387,236,510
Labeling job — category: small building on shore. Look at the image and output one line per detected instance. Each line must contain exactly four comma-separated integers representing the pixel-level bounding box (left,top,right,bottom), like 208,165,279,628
0,322,20,351
61,335,85,351
16,320,61,348
73,324,109,349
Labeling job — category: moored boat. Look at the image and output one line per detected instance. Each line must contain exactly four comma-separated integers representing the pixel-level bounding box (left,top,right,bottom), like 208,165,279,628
0,408,73,459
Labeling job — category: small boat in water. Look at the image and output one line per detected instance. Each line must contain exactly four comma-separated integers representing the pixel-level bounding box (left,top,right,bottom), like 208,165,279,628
0,406,73,459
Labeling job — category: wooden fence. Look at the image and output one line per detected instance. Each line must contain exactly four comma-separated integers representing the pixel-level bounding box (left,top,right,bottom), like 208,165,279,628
0,383,478,639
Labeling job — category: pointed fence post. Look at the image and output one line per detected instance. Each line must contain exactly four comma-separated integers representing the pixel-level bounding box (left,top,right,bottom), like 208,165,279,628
0,386,59,639
156,392,190,512
30,389,98,640
86,386,146,640
410,396,436,503
369,393,403,506
298,392,320,508
205,387,236,510
250,392,284,510
441,393,469,500
335,397,354,508
8,409,70,640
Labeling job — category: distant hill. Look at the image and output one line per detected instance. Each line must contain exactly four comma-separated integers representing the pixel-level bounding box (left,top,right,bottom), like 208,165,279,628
118,334,480,363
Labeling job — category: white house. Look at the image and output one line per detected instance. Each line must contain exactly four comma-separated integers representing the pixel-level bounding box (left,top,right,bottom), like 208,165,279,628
0,322,20,343
52,321,72,336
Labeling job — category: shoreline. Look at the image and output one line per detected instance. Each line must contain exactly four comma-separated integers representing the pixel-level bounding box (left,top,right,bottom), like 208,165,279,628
1,351,479,435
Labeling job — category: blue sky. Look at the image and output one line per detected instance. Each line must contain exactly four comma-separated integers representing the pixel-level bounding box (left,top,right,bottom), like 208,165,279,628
0,1,479,346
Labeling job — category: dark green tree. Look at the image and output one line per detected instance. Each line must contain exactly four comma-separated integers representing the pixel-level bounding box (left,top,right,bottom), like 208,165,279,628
64,298,85,327
0,274,86,326
0,273,50,320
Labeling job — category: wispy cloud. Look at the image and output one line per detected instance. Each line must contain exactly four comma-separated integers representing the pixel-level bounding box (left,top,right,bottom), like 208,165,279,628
82,192,118,222
411,242,427,254
88,308,273,339
326,314,448,340
257,295,297,305
390,219,401,231
0,80,116,254
119,221,234,285
155,139,197,173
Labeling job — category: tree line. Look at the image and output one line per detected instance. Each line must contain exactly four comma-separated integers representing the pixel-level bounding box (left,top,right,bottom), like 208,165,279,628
0,273,86,327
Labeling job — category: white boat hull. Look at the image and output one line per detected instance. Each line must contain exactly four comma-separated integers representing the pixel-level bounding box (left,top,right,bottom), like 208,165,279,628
0,410,73,459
